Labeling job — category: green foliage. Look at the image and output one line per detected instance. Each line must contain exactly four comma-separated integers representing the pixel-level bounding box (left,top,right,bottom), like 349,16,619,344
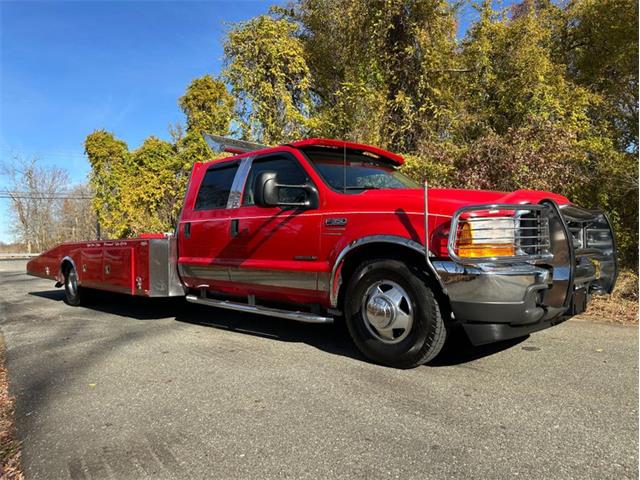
280,0,460,151
223,15,313,144
179,75,234,135
85,130,132,238
566,0,638,152
125,136,183,235
400,141,459,188
177,74,234,166
457,1,594,140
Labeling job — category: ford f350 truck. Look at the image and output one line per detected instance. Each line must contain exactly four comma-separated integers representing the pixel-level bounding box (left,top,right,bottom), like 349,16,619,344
27,135,618,368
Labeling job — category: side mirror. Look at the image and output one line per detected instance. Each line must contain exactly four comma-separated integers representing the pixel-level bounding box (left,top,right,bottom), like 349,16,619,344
254,171,319,209
255,171,279,207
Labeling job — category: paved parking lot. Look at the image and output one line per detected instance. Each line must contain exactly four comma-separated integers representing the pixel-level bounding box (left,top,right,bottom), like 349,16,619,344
0,260,638,479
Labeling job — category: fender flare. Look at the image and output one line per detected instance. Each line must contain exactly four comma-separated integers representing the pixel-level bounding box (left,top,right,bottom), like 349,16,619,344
329,235,445,307
60,256,78,283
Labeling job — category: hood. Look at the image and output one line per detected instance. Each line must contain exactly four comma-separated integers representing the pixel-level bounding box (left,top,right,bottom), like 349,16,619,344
350,188,571,217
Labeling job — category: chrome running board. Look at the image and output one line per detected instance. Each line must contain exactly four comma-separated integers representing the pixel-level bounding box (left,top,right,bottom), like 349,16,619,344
185,294,334,324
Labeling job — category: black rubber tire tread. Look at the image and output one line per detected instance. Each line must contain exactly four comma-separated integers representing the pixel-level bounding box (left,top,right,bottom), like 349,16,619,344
63,265,83,306
344,259,446,369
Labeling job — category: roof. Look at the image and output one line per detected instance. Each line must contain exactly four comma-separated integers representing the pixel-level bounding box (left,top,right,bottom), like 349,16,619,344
200,135,405,167
289,138,405,166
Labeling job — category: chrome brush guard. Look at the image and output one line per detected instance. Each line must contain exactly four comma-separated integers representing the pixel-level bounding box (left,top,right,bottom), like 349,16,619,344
447,203,553,264
445,201,618,306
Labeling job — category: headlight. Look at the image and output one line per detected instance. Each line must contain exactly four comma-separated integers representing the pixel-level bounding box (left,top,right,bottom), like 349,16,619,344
456,217,516,258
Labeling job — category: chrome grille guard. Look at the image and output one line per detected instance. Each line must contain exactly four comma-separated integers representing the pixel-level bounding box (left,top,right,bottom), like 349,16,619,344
447,203,553,264
559,204,618,294
446,201,618,301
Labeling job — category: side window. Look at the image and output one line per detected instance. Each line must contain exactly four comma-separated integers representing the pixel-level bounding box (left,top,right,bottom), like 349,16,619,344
243,156,309,206
194,162,239,210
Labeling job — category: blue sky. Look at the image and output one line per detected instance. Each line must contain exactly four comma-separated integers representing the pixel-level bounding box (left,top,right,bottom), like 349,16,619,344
0,0,482,243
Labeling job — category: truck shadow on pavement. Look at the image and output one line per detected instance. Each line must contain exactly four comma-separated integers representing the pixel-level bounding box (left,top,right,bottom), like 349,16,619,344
29,289,527,367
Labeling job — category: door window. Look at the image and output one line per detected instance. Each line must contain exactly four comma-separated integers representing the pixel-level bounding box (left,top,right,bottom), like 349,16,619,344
243,156,309,206
194,162,239,210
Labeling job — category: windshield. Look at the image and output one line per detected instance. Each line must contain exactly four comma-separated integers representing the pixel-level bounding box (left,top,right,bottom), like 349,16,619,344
300,146,419,192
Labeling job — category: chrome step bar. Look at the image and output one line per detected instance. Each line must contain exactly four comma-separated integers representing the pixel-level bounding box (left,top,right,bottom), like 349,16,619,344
185,294,334,324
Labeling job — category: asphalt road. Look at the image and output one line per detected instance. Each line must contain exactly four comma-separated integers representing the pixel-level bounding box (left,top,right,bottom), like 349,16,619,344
0,260,637,479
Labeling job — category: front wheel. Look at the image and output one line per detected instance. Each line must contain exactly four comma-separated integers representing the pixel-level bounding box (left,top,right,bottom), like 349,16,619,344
344,259,446,369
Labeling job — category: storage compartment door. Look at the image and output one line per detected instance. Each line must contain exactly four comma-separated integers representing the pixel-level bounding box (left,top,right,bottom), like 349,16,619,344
103,243,135,294
80,247,103,288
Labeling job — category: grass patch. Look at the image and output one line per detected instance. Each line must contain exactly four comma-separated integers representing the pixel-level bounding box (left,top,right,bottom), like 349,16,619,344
580,269,639,325
0,332,23,480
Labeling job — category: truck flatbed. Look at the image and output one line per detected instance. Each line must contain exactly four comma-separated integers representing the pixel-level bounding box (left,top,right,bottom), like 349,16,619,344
27,234,184,297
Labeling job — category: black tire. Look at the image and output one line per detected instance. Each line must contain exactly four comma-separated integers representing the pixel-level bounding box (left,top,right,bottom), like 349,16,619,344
63,264,83,306
344,259,446,369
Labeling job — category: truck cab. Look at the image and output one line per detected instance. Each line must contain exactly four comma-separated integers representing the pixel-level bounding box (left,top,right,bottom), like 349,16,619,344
177,137,617,368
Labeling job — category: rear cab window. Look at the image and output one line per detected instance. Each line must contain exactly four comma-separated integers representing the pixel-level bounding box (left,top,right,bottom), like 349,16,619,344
194,161,240,210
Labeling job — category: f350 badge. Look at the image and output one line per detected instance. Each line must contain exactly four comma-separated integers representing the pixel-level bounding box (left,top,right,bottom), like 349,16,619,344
325,218,347,227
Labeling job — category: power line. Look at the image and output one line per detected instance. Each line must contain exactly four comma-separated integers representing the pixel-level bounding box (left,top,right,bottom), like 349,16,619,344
0,191,93,200
0,195,93,200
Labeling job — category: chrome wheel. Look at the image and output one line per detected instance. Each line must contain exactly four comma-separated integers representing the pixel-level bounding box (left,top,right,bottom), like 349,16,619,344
361,280,414,344
66,268,78,297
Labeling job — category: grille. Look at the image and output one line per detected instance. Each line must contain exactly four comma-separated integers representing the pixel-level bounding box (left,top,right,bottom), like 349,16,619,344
516,210,551,256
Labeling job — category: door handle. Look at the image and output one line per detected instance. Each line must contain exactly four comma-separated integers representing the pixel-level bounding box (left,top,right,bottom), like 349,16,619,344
184,222,191,238
230,219,239,237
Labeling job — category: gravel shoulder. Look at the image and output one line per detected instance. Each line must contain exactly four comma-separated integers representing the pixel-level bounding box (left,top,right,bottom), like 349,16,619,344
0,260,638,479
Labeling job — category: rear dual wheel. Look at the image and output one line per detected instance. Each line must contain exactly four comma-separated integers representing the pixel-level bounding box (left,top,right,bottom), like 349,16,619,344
63,264,84,306
344,259,446,369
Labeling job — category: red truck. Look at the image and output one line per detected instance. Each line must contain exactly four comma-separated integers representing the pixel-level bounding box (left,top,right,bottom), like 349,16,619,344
27,135,618,368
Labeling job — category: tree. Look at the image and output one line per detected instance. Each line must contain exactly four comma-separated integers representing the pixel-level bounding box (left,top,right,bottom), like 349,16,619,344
179,74,235,135
1,156,70,253
279,0,460,151
565,0,638,153
85,129,132,238
223,15,314,144
177,75,235,166
124,136,183,235
457,1,594,140
57,184,97,243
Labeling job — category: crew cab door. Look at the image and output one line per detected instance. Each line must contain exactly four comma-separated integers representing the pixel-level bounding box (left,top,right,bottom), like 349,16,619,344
177,159,240,290
223,151,323,302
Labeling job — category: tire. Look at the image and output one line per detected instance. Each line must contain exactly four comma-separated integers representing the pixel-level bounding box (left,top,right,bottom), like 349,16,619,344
344,259,446,369
63,264,83,306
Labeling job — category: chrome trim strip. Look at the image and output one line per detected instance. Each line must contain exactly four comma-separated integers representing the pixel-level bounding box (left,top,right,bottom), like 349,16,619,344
229,267,318,291
180,264,321,291
226,156,253,209
329,235,445,308
179,264,230,282
185,294,333,324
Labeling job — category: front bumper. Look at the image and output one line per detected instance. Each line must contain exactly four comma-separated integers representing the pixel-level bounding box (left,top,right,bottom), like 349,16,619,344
435,201,617,345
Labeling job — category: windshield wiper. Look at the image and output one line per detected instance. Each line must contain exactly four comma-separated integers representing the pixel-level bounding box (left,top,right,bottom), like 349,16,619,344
343,185,381,190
